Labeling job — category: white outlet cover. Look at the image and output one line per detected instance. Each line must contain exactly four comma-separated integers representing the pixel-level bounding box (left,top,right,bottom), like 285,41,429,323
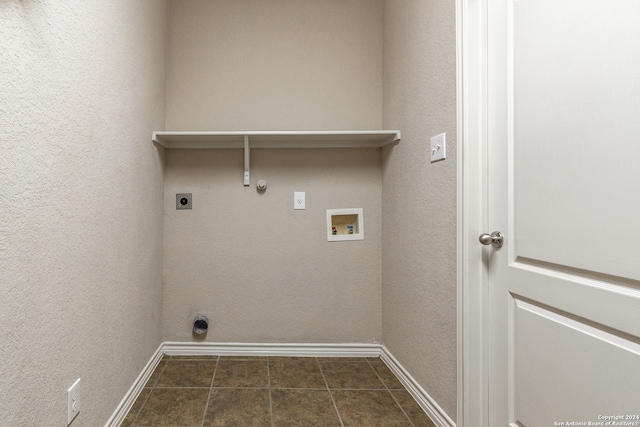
430,132,446,162
67,378,80,425
294,192,305,210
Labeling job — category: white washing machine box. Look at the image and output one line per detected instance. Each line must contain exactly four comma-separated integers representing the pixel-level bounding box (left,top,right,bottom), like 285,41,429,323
326,208,364,242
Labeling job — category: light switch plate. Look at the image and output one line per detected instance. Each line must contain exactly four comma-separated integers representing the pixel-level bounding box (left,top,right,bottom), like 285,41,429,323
294,192,305,210
430,133,446,162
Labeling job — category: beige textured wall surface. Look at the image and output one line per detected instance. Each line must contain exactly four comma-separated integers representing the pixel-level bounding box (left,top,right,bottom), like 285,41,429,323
163,148,383,343
162,0,385,344
0,1,166,425
165,0,383,131
382,0,458,421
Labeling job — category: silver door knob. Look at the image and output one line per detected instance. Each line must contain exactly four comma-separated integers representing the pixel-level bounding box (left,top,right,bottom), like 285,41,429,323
479,231,503,248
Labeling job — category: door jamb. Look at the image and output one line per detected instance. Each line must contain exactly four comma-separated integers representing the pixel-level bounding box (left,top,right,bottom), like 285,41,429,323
457,0,488,426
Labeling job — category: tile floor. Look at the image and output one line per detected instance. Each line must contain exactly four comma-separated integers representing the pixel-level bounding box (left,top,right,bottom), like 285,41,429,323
121,355,437,427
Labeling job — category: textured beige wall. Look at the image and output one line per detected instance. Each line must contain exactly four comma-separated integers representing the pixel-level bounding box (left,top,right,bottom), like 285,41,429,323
163,148,382,343
0,0,459,422
162,0,384,344
0,1,166,425
382,0,458,421
165,0,383,131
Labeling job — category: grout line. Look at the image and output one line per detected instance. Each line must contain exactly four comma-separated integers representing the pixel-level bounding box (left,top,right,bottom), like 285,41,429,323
267,358,274,427
199,355,219,427
190,386,271,389
149,357,170,387
142,385,399,391
264,386,329,390
366,358,416,427
152,386,212,389
327,387,393,391
317,357,345,427
128,358,170,426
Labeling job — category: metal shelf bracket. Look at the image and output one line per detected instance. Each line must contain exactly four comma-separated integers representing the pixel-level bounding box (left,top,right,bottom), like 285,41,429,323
243,135,250,186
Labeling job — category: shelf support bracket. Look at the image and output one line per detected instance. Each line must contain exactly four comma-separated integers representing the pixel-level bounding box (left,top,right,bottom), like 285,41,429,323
243,135,250,186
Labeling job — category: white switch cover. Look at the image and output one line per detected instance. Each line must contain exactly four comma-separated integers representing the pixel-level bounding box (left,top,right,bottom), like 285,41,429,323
67,378,80,425
430,132,446,162
294,192,305,210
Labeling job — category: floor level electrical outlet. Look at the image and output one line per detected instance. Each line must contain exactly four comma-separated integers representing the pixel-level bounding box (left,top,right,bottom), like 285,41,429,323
430,132,446,162
67,378,80,425
294,192,305,210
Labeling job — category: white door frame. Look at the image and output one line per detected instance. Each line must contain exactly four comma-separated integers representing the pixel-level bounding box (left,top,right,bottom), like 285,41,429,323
457,0,489,426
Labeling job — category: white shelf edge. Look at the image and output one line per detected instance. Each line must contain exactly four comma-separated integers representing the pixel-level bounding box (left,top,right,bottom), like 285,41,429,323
152,130,401,149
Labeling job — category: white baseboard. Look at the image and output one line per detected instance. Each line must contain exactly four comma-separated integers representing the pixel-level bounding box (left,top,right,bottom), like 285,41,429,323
380,345,456,427
162,341,382,357
105,341,455,427
104,342,164,427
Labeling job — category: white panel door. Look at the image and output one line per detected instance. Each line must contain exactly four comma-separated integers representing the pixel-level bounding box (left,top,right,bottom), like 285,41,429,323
485,1,640,425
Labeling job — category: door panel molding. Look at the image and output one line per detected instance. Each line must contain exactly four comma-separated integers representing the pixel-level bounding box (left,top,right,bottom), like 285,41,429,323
510,293,640,348
510,0,640,281
512,257,640,294
509,266,640,338
511,297,640,425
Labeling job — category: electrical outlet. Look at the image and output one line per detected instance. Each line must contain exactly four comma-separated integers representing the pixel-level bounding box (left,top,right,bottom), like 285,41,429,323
430,132,446,162
294,192,305,210
67,378,80,425
176,193,192,210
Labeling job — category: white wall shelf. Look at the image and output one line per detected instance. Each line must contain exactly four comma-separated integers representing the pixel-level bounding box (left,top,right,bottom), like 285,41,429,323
153,130,400,186
152,130,401,149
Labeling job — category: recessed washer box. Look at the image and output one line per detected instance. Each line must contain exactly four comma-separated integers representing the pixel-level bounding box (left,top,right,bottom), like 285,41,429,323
327,208,364,241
